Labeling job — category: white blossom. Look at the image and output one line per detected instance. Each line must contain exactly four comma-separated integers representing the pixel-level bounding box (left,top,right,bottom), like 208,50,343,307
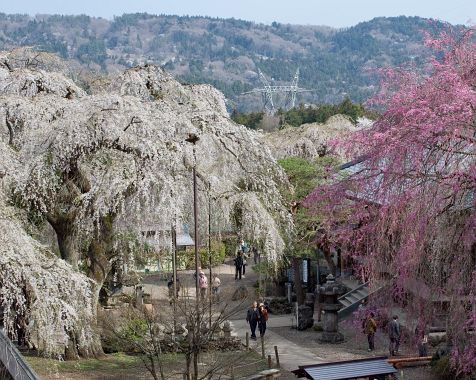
0,54,293,354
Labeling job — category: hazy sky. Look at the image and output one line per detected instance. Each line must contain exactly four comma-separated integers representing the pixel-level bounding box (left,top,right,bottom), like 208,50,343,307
1,0,474,27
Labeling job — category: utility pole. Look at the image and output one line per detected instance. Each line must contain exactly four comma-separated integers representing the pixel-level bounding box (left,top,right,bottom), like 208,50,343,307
171,224,177,336
208,182,212,327
185,133,200,328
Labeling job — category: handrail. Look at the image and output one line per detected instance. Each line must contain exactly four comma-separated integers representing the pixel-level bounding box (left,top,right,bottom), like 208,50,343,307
338,281,370,301
0,329,39,380
337,281,388,318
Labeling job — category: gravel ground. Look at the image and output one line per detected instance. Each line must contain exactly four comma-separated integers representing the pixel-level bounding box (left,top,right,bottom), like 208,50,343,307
268,323,437,380
141,264,438,379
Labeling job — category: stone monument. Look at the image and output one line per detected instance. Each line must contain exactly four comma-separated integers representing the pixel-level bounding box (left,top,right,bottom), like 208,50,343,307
222,321,232,338
317,274,346,343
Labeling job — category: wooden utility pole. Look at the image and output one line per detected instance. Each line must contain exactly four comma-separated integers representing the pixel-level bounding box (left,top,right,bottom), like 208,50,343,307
208,182,212,327
171,225,177,336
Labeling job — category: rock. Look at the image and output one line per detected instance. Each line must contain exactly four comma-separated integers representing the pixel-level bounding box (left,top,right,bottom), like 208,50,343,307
207,337,242,351
320,330,345,343
305,292,315,308
297,305,314,330
429,332,447,347
268,297,293,314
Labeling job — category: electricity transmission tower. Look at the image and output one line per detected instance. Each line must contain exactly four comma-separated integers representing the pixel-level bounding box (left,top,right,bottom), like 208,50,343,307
242,68,312,114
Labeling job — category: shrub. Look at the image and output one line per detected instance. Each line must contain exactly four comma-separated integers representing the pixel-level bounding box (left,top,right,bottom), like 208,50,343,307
178,240,226,269
432,355,476,380
432,356,456,380
222,236,238,257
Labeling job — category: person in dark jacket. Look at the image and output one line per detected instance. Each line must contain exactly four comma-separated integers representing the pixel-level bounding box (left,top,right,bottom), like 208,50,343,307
388,315,401,356
252,245,259,264
242,252,248,277
258,303,268,337
234,252,243,280
246,301,260,339
167,277,181,305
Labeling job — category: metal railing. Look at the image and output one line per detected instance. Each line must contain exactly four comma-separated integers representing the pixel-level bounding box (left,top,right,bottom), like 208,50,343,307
338,281,388,320
338,281,370,302
0,329,39,380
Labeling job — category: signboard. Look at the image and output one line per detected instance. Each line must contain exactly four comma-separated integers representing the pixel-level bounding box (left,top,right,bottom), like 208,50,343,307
287,258,310,284
287,267,294,282
302,259,308,283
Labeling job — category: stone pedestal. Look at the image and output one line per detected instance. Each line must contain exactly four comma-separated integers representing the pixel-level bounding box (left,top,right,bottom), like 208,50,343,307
222,320,232,338
297,305,314,330
305,292,315,308
317,274,346,343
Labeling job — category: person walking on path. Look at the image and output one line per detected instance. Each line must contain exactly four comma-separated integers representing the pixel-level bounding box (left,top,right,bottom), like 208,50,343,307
388,315,401,356
415,325,429,357
242,252,248,277
258,302,268,337
193,267,202,281
364,312,377,351
167,277,181,305
252,246,259,264
198,271,208,301
234,252,243,280
211,274,221,303
240,239,247,253
246,301,260,340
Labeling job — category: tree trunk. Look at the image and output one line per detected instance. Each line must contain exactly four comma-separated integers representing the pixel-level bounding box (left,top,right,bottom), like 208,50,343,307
193,350,199,380
84,215,117,358
322,247,337,277
57,215,115,359
57,230,80,269
48,217,80,269
185,352,192,380
292,257,305,305
64,328,103,360
45,173,110,359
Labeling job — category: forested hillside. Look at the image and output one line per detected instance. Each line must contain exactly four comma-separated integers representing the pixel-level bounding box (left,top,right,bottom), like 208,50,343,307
0,13,452,111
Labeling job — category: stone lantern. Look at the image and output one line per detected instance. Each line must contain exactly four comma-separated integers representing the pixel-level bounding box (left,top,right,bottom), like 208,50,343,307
317,274,346,343
222,320,232,338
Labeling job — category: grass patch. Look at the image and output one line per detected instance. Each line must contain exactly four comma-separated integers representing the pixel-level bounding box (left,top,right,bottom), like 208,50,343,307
25,352,151,376
24,350,269,379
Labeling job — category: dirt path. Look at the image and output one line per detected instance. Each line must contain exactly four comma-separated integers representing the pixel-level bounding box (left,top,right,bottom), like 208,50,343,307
140,260,437,379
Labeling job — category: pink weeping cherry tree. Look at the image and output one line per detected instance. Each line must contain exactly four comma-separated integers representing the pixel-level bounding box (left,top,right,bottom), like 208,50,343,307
305,27,476,374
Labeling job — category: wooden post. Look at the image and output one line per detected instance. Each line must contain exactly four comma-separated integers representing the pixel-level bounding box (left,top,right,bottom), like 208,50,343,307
268,355,272,369
274,345,280,368
246,332,249,349
261,336,265,358
295,302,299,329
230,365,234,380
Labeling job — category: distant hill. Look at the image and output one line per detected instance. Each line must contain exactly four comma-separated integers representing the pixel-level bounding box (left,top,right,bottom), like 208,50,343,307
0,13,454,111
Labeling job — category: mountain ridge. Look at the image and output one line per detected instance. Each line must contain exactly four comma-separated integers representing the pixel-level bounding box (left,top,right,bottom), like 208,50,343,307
0,13,455,111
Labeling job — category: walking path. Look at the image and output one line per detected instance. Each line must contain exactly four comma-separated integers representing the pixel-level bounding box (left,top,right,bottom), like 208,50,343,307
141,257,325,371
139,256,436,379
229,317,325,371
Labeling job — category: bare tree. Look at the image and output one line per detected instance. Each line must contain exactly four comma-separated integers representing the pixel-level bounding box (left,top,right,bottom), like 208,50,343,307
104,284,251,380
